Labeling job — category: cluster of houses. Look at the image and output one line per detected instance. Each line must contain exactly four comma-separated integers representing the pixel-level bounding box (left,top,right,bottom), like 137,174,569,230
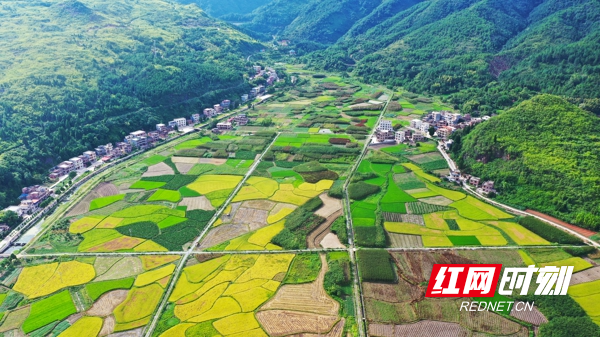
375,111,492,147
449,171,496,196
374,120,427,145
420,111,491,142
3,185,52,217
214,114,249,133
251,65,280,86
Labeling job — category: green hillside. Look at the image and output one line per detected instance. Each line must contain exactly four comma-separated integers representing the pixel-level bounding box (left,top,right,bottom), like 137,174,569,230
451,95,600,230
306,0,600,113
0,0,263,207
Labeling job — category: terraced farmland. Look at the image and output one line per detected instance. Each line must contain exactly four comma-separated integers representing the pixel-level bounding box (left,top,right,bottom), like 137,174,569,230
349,148,546,249
152,253,352,337
0,255,180,335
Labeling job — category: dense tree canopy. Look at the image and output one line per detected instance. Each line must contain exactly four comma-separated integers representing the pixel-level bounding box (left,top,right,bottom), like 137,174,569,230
451,95,600,229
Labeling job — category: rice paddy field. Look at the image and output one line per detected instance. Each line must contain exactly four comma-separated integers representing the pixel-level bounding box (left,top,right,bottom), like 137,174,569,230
0,255,180,336
349,150,547,249
152,252,355,337
198,132,359,251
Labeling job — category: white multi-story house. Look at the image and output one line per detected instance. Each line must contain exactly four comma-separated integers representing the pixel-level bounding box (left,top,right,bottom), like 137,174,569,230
130,130,146,138
191,114,200,123
377,120,393,131
395,130,406,143
419,122,430,134
410,119,422,130
69,157,84,170
172,118,187,129
241,94,249,103
156,123,166,131
217,122,233,130
442,112,462,125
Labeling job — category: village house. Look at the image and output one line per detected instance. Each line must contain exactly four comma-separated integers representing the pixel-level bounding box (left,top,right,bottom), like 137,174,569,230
95,143,113,156
469,176,481,187
419,122,430,134
69,157,84,170
217,122,233,130
83,151,96,163
377,120,393,132
375,129,395,142
203,108,217,118
214,104,223,114
191,114,201,124
234,114,248,126
250,86,265,97
412,133,425,142
126,135,149,149
395,130,406,143
4,206,23,218
148,131,160,142
450,170,461,182
115,142,133,154
21,186,51,202
19,200,36,215
156,123,167,132
436,126,455,141
241,94,249,103
443,112,462,125
130,130,146,138
481,181,495,194
170,118,187,130
410,119,422,130
221,100,231,109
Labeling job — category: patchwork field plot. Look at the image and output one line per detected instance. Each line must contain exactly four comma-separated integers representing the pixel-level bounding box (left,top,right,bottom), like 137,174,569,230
28,132,274,253
349,149,541,248
360,250,549,336
199,155,349,251
152,252,352,337
66,183,120,217
0,255,180,335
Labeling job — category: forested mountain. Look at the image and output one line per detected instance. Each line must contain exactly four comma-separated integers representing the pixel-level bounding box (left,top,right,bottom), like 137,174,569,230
306,0,600,113
176,0,270,18
186,0,600,114
185,0,401,46
0,0,263,207
450,95,600,230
